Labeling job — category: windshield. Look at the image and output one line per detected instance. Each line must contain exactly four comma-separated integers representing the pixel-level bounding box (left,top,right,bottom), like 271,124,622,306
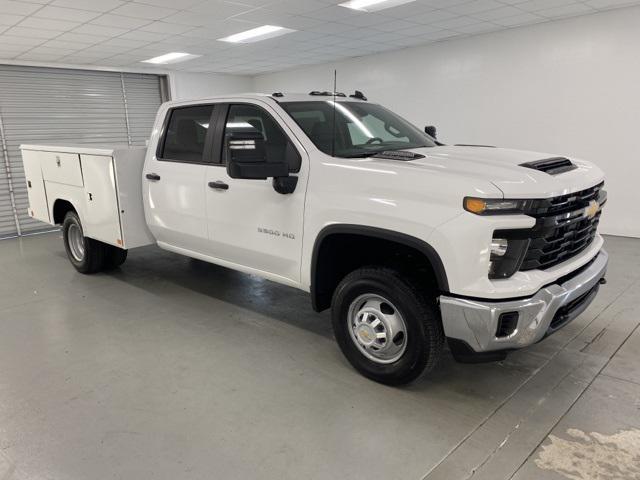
280,101,436,158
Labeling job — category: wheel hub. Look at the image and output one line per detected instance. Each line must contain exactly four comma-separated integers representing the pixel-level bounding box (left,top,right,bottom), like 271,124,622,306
67,223,85,262
348,294,407,364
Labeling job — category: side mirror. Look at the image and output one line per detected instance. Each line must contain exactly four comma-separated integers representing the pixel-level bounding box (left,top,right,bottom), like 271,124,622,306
226,131,289,180
425,125,437,139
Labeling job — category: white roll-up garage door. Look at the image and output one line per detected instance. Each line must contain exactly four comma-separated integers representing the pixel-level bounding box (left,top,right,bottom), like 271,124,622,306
0,65,166,238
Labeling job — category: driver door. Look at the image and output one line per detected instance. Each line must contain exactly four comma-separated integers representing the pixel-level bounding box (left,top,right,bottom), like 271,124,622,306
204,102,308,284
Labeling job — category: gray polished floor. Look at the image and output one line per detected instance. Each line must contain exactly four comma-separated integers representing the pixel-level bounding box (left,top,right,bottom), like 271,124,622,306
0,233,638,480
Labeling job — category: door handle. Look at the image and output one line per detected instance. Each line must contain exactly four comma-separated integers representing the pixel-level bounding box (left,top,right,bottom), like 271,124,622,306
208,181,229,190
146,173,161,181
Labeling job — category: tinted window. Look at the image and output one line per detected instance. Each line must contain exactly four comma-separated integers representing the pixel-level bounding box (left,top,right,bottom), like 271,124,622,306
281,101,436,158
224,104,300,172
161,105,214,162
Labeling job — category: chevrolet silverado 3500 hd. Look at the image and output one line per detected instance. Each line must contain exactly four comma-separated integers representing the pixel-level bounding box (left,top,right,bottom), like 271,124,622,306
20,92,608,385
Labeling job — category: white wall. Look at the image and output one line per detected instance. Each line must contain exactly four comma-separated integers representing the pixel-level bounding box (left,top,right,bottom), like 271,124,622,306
170,71,253,100
254,6,640,238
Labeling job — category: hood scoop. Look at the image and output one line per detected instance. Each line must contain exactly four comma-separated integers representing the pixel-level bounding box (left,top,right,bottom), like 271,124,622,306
520,157,577,175
372,150,425,161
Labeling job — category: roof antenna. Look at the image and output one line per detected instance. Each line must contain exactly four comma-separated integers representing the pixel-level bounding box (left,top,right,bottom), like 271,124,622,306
331,69,337,158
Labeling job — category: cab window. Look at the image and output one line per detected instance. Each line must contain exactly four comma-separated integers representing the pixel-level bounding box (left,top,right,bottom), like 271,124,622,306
223,104,301,173
160,105,214,163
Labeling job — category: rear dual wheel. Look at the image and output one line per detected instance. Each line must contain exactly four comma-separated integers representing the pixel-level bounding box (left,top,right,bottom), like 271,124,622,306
62,211,127,273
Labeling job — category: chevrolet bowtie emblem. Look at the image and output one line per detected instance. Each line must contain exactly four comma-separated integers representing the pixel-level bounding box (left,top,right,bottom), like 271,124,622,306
583,200,599,220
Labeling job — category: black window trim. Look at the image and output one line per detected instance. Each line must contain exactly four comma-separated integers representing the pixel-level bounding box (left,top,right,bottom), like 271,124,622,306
212,101,302,173
156,103,218,165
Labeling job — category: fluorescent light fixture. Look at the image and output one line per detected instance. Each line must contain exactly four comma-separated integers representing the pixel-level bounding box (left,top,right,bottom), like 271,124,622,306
338,0,416,12
141,52,201,64
218,25,295,44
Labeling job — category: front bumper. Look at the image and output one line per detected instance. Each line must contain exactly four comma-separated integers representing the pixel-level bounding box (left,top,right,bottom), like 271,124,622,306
439,249,608,352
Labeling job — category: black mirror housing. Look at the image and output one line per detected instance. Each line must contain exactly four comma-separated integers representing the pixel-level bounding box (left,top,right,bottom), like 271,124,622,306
425,125,437,139
225,131,290,180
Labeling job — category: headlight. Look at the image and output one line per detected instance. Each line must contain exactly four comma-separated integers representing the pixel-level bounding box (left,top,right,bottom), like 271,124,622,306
488,235,530,279
464,197,529,215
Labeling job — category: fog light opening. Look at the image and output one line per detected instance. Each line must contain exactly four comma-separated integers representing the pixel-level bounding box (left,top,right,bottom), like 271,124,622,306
496,311,519,338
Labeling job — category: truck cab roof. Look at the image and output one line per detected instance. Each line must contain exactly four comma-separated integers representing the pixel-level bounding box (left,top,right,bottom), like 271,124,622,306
163,92,369,108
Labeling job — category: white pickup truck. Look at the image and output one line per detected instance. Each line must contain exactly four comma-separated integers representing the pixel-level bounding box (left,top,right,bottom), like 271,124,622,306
20,91,608,385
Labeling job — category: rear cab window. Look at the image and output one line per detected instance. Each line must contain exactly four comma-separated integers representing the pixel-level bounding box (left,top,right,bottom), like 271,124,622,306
159,105,215,163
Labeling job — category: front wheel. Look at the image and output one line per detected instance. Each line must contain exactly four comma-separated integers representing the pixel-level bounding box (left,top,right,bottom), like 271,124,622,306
62,211,106,274
331,267,444,385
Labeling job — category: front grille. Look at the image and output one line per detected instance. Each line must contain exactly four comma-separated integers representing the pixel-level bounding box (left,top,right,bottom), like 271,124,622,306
519,183,605,270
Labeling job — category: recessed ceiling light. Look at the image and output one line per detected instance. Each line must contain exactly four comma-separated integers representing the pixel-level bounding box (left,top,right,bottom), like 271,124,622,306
141,52,201,64
338,0,416,12
218,25,296,44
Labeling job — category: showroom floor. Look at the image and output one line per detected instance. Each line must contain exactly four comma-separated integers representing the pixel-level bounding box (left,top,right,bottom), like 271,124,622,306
0,233,638,480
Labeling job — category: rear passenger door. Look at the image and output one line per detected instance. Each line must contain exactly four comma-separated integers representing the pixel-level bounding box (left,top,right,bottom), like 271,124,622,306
204,102,308,284
144,104,216,253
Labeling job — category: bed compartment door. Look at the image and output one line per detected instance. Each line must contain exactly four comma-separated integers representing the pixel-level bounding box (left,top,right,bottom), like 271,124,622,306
21,150,50,223
40,151,83,187
80,154,122,246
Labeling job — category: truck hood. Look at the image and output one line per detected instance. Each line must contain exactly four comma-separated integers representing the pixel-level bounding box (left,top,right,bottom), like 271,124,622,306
399,145,604,198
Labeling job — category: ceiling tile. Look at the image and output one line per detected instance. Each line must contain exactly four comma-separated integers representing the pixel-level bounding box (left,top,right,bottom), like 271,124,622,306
334,12,390,27
446,0,505,14
0,34,46,46
91,14,153,29
19,17,82,31
73,24,130,36
135,0,202,8
536,3,597,17
410,9,458,24
586,0,639,8
0,13,25,26
34,6,102,22
160,11,208,26
1,1,42,15
109,2,179,20
263,0,328,15
49,0,126,12
139,21,196,34
101,37,151,48
432,15,482,29
471,5,524,20
55,32,110,44
118,29,171,42
303,5,359,21
454,21,502,33
41,39,87,50
516,0,578,11
492,12,546,25
3,26,62,39
373,18,421,32
187,1,256,17
0,44,31,56
17,51,67,61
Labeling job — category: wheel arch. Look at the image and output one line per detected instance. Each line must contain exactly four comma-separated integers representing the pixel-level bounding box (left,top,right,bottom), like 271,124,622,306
52,198,77,225
310,224,449,312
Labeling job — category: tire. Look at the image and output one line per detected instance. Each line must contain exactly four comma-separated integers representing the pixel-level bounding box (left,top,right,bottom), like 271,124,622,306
331,267,444,385
103,245,128,270
62,211,106,274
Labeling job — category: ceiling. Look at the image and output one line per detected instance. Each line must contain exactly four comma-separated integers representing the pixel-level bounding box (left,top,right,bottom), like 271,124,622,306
0,0,638,75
